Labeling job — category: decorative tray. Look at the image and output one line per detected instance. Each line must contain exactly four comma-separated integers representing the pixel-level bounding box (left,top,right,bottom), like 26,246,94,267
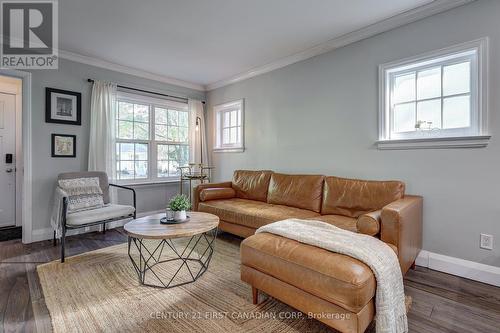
160,216,190,224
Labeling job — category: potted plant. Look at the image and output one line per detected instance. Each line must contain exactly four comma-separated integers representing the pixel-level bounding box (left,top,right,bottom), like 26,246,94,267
168,194,191,221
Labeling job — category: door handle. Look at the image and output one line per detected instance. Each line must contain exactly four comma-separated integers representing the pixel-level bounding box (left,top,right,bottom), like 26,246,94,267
6,168,13,173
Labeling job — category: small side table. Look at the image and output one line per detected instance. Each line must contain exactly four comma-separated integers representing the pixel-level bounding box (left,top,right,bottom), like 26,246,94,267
178,165,214,202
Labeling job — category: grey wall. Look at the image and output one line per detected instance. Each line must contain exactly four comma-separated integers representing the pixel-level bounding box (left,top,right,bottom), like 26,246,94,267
206,0,500,266
28,58,205,235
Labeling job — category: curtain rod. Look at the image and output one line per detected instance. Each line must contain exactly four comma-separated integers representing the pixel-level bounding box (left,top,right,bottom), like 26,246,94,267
87,79,205,104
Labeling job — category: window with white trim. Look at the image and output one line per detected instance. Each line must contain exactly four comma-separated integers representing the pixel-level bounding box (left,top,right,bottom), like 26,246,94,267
379,39,488,149
214,99,244,152
115,91,189,183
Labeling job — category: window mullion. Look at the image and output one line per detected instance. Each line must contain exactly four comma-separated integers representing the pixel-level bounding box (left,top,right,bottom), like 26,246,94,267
218,111,221,147
414,71,418,128
388,75,394,139
440,65,444,129
471,56,477,131
133,142,137,181
116,142,121,181
150,104,155,181
442,92,472,99
117,139,149,144
132,104,136,140
151,141,156,181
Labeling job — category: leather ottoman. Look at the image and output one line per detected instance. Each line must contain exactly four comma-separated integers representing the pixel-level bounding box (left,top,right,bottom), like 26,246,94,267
241,232,376,333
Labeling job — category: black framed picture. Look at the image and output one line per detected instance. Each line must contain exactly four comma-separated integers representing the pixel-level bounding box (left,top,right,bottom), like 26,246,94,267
46,88,82,125
51,134,76,158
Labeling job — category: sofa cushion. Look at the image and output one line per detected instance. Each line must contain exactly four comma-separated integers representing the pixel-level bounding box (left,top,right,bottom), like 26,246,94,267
232,170,273,202
306,215,357,233
66,204,135,226
267,173,324,213
241,232,375,312
199,188,236,202
322,176,405,217
198,198,320,229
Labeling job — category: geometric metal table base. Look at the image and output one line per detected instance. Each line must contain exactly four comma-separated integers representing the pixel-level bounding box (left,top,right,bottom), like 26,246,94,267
127,228,217,289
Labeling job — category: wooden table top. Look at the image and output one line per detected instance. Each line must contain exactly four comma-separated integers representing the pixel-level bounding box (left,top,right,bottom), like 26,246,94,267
124,212,219,239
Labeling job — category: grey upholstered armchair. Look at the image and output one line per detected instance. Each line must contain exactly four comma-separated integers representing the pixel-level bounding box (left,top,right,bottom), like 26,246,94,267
54,171,136,262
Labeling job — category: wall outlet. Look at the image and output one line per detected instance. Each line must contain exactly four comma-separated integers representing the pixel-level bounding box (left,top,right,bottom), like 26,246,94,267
480,234,493,250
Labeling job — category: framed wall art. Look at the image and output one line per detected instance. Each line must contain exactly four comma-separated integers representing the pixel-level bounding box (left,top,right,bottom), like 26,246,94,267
46,88,82,125
51,134,76,158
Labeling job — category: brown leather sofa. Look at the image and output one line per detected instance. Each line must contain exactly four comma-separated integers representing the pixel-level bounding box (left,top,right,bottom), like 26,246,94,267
195,170,422,333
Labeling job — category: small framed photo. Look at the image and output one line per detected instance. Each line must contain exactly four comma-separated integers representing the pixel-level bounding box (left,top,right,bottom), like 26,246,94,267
51,134,76,158
46,88,82,125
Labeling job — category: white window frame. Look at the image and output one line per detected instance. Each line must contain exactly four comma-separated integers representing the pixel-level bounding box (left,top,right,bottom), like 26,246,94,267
378,38,490,150
213,99,245,152
115,91,190,185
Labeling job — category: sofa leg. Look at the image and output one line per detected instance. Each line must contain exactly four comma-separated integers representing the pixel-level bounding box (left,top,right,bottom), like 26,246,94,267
102,223,106,234
252,286,259,305
53,230,57,246
411,261,416,270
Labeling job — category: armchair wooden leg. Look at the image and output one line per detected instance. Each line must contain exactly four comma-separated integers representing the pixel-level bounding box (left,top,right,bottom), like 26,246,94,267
252,286,259,305
61,225,66,263
411,261,416,270
53,230,57,246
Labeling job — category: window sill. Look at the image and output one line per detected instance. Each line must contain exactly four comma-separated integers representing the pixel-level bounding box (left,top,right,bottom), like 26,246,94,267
213,147,245,153
117,179,181,187
377,135,491,150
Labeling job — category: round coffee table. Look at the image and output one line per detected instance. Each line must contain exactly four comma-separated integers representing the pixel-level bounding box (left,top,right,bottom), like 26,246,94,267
124,211,219,288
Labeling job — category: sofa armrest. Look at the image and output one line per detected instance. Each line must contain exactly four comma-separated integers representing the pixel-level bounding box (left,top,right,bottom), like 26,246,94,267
193,181,232,211
381,195,423,274
109,183,137,218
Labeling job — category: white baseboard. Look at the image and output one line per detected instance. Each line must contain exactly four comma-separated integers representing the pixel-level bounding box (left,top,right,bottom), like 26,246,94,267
31,210,164,243
416,250,500,287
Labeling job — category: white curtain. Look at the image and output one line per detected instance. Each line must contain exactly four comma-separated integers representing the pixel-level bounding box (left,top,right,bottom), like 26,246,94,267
88,81,117,179
188,99,208,165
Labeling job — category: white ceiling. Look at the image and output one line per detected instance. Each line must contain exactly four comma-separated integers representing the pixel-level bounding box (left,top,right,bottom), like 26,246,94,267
59,0,458,90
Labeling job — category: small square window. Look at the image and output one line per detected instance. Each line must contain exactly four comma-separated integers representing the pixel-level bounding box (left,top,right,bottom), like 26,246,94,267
213,99,244,152
378,38,489,149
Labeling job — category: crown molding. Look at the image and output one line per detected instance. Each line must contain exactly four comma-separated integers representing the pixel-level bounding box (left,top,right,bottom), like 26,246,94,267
206,0,476,91
58,50,206,91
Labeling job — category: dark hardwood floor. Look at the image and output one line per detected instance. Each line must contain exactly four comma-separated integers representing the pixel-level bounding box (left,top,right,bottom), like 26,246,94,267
1,229,499,333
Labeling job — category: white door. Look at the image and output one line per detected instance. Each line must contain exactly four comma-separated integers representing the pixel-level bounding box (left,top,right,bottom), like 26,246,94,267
0,92,16,227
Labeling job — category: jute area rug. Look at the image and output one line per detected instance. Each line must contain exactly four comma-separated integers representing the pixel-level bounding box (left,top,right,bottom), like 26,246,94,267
37,234,337,332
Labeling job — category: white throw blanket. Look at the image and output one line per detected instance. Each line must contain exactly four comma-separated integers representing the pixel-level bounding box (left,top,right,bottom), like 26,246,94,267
257,219,408,333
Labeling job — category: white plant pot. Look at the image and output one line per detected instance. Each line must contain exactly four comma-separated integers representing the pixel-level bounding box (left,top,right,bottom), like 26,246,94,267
173,210,187,221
